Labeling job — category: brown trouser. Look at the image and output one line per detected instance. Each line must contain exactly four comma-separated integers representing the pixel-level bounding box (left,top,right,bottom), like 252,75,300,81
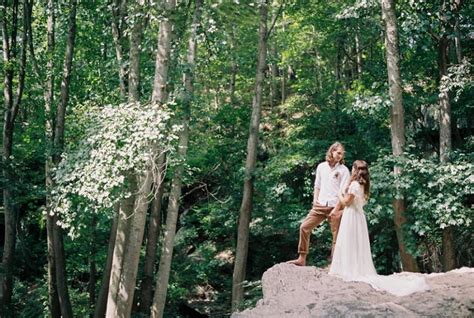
298,203,342,259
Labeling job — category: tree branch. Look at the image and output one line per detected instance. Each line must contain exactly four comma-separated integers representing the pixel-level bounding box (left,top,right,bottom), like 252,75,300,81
265,0,284,40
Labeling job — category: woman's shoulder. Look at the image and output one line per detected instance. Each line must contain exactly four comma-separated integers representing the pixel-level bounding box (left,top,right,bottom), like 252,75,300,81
349,180,361,187
348,180,363,194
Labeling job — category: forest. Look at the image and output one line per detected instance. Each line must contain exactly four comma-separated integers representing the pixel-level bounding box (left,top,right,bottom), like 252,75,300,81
0,0,472,317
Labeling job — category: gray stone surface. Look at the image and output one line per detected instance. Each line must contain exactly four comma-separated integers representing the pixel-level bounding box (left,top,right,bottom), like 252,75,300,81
232,263,474,317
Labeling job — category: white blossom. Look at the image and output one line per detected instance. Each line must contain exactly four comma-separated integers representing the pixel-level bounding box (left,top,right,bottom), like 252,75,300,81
51,102,178,236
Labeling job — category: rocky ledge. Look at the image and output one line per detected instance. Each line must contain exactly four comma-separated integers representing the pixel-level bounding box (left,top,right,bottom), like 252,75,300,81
232,263,474,317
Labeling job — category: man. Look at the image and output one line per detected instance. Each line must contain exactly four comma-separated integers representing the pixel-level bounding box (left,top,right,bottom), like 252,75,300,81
288,142,350,266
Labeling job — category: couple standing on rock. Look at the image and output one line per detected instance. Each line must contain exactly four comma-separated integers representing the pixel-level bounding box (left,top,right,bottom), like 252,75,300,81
288,142,428,296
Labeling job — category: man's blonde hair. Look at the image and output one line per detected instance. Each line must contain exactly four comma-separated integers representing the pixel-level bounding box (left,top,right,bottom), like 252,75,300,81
325,142,345,165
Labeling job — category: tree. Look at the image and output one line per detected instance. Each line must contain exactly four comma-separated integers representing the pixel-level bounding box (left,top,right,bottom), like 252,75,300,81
94,204,118,318
1,0,28,312
150,0,201,316
105,1,150,317
232,1,269,311
381,0,419,272
437,0,464,271
40,0,78,316
110,0,128,98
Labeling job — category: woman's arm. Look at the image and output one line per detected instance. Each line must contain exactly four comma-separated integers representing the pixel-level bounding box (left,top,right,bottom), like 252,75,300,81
338,192,355,207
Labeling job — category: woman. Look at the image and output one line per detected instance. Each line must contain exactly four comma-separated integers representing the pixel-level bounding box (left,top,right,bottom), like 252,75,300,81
329,160,428,296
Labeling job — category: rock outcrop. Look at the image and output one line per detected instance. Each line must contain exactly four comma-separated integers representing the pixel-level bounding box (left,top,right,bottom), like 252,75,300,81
232,263,474,317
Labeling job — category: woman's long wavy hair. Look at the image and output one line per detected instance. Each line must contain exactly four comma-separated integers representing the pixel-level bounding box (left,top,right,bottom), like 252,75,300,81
347,160,370,200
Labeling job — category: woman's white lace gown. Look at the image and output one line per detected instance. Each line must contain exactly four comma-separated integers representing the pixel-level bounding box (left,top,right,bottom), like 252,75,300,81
329,181,429,296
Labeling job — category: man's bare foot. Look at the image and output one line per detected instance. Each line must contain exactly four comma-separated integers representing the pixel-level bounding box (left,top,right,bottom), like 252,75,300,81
287,256,306,266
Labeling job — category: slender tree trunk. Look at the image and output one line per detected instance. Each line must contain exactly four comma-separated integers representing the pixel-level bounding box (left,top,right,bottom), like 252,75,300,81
138,0,179,307
27,0,41,80
229,23,237,105
269,41,278,108
105,2,149,316
280,15,286,104
150,1,201,317
97,1,128,312
128,0,146,103
106,179,137,318
150,144,188,318
454,18,462,64
43,0,61,316
439,0,465,274
381,0,419,272
151,0,176,104
438,32,456,271
231,2,268,312
355,24,362,78
94,206,119,318
46,216,61,318
136,1,178,311
47,1,78,317
281,67,286,103
137,172,164,315
88,216,98,310
52,219,73,317
111,0,128,97
116,169,154,317
1,0,25,311
54,0,77,159
335,41,341,82
438,36,452,165
314,46,323,93
333,42,342,137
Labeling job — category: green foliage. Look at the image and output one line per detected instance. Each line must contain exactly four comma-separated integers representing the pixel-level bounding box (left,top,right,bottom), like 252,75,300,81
367,151,473,271
13,277,49,318
5,0,473,316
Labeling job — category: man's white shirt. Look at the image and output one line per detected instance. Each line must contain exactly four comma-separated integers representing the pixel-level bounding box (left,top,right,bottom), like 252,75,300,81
314,161,350,207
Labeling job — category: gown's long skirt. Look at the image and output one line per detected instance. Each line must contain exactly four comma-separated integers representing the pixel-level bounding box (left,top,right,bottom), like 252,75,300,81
329,207,429,297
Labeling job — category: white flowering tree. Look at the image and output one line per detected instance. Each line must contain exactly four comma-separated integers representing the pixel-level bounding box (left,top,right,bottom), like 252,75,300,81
52,101,180,317
52,102,178,236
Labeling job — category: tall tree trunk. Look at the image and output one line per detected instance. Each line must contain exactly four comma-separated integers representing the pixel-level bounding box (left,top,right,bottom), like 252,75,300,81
111,0,128,97
1,0,26,311
88,216,98,311
128,0,146,103
269,41,278,108
151,0,175,104
106,178,137,318
437,0,465,274
281,67,286,104
137,175,164,315
438,36,452,168
381,0,419,272
280,14,286,104
94,206,119,318
114,169,154,317
150,1,200,317
96,1,129,312
454,18,462,63
43,1,61,315
150,137,188,318
105,2,149,316
135,0,179,300
438,31,456,271
45,1,78,317
229,23,237,105
355,24,362,78
231,2,268,312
